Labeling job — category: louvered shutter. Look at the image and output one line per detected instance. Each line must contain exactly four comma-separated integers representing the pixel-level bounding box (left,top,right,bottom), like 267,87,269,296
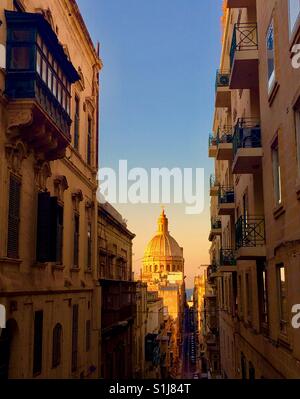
49,197,59,262
7,175,21,259
36,192,51,262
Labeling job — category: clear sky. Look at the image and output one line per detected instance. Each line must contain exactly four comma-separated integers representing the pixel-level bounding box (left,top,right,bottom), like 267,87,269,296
77,0,223,288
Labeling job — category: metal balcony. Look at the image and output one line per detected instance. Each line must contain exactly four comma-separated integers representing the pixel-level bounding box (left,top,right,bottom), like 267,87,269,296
235,216,266,260
210,175,219,196
227,0,256,8
208,134,218,158
229,23,259,89
232,118,263,174
216,127,234,161
209,218,222,241
215,70,231,108
218,186,235,216
219,248,236,272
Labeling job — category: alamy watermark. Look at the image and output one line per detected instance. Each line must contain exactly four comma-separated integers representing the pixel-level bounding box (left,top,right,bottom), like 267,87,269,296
97,160,205,215
292,304,300,329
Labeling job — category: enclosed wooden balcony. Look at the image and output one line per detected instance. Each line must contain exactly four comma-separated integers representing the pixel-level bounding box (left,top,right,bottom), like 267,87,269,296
208,134,218,158
218,186,235,216
5,11,80,161
229,23,259,89
216,127,234,161
232,118,263,174
209,218,222,242
235,216,266,260
227,0,256,8
215,70,231,108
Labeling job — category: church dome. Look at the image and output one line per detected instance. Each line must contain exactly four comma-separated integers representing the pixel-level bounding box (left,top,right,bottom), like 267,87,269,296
144,210,183,259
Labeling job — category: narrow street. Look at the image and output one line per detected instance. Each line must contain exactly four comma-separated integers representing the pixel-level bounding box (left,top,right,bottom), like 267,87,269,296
181,308,201,379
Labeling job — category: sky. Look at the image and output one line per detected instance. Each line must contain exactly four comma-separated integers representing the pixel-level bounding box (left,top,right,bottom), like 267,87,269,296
77,0,223,288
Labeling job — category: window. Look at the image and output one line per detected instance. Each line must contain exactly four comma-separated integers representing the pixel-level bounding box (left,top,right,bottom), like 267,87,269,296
272,139,282,206
87,222,92,271
295,108,300,174
74,96,80,150
277,264,288,334
36,194,64,263
7,175,21,259
71,305,79,372
245,273,252,322
33,310,43,375
10,47,30,69
87,117,92,165
257,261,268,328
86,320,91,352
52,323,62,368
73,214,80,267
288,0,300,35
266,20,275,91
238,275,243,317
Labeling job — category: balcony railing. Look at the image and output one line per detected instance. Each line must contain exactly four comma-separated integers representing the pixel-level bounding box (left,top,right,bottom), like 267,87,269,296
230,23,258,68
210,174,218,188
215,70,230,91
217,126,233,144
235,216,265,249
211,217,222,230
233,118,261,155
220,249,237,266
209,134,218,147
218,186,235,204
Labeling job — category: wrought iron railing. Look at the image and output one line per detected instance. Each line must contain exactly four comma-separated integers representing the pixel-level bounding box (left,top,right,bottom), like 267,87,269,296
211,217,222,230
233,118,261,155
217,126,234,144
218,186,235,205
210,174,219,188
215,70,230,91
235,216,265,248
220,248,236,266
230,23,258,68
209,133,218,147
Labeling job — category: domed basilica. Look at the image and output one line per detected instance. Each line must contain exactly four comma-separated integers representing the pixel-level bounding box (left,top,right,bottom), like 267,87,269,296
142,209,184,280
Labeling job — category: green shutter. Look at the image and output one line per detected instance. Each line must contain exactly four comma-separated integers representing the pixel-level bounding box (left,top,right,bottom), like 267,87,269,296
7,175,21,259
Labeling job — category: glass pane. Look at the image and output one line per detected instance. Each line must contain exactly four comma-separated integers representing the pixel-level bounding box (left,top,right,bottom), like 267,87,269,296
47,68,52,90
42,58,47,82
58,82,62,103
37,34,42,48
36,50,42,75
10,47,30,69
53,75,57,97
266,21,275,89
289,0,300,33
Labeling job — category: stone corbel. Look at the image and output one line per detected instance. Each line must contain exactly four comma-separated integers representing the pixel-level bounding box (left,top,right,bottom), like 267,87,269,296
34,160,52,191
72,189,84,212
7,108,33,138
5,140,28,174
54,175,69,202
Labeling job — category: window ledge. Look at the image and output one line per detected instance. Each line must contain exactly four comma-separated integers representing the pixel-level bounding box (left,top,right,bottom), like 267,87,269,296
52,264,64,271
84,269,92,274
268,81,280,106
278,334,291,351
0,257,22,266
70,267,80,272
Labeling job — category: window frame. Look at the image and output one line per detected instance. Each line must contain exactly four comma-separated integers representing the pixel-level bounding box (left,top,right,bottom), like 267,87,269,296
266,19,276,92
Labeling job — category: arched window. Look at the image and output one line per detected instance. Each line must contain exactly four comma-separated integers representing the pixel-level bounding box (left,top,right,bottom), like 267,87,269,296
52,323,62,368
166,265,170,272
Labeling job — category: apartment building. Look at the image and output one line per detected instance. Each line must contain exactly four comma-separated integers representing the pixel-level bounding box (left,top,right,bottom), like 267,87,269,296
207,0,300,379
0,0,102,378
98,202,136,379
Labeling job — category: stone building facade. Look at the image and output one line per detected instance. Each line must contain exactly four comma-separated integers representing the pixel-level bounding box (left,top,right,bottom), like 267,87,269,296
206,0,300,379
0,0,102,378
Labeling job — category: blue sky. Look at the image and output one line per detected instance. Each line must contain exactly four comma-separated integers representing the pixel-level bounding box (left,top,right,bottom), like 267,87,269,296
77,0,223,287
